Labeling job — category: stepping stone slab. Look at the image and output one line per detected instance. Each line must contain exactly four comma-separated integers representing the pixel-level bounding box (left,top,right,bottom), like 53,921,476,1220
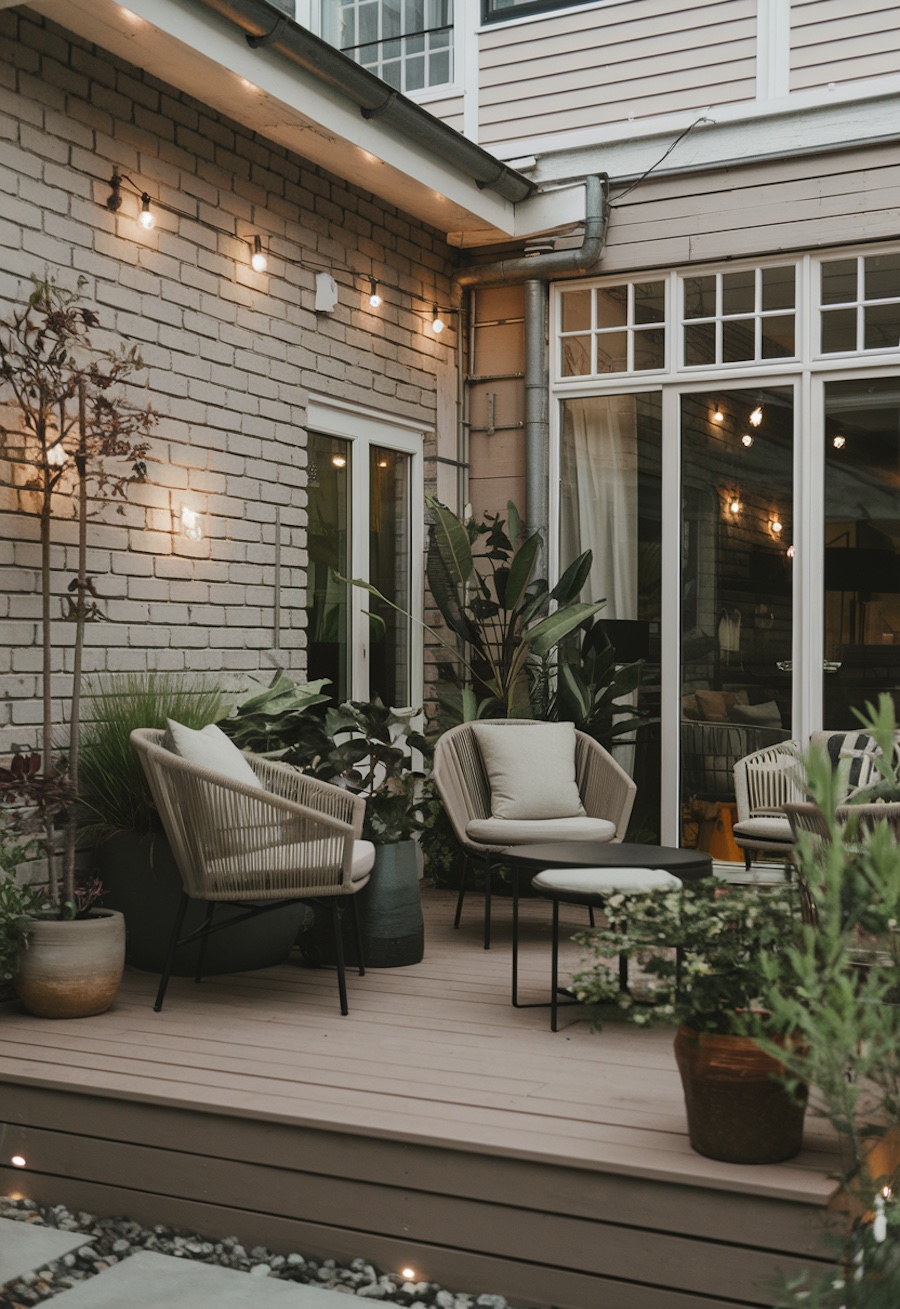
0,1217,89,1285
48,1250,360,1307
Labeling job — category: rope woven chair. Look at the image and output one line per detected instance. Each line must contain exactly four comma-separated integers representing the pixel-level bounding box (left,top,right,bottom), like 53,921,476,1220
131,728,373,1015
433,720,636,948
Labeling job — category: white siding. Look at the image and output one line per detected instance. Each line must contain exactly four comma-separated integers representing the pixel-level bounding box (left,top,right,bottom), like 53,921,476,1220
478,0,757,147
791,1,900,92
600,142,900,274
416,94,464,135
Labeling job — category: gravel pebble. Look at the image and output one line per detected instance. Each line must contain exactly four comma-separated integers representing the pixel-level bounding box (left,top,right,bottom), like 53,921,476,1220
0,1198,538,1309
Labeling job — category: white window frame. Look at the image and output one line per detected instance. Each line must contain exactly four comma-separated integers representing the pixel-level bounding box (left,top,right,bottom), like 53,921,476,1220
549,244,900,846
310,1,460,98
306,397,425,705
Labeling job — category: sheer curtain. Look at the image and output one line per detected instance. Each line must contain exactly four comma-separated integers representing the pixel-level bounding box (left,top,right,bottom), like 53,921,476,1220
560,395,639,619
560,396,640,773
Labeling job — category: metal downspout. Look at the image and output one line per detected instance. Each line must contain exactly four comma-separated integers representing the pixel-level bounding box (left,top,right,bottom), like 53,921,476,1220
455,175,609,565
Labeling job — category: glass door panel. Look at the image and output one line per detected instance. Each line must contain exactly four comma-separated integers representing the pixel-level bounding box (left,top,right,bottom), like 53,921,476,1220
559,392,662,841
306,433,351,700
369,445,411,705
680,388,793,856
823,377,900,726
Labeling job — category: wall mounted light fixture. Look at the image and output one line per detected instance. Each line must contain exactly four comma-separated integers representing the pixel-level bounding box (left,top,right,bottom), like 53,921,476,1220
368,278,382,308
250,235,267,272
712,401,724,423
431,304,445,334
180,505,203,541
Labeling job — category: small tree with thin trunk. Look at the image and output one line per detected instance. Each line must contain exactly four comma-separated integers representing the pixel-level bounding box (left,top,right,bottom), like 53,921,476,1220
0,275,154,913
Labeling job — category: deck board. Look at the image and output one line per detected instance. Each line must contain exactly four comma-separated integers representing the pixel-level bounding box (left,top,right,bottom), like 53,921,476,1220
0,884,840,1308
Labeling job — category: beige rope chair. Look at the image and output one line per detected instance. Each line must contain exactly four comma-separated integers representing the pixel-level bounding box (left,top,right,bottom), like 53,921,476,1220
433,720,636,948
131,728,374,1015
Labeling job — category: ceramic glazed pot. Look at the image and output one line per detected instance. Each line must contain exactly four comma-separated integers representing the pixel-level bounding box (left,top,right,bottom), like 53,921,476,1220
17,909,126,1019
674,1023,808,1164
304,839,425,969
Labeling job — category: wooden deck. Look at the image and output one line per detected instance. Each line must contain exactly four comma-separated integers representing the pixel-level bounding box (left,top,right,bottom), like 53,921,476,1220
0,885,840,1309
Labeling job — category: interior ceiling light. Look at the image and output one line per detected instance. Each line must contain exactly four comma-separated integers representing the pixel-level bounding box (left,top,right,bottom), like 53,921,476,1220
749,404,764,427
741,433,754,447
250,235,267,272
368,278,382,308
431,304,445,334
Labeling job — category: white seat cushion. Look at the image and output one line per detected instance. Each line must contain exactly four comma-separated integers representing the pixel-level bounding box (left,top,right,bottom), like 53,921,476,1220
208,839,375,884
532,867,680,897
471,721,586,820
466,816,616,845
732,816,794,844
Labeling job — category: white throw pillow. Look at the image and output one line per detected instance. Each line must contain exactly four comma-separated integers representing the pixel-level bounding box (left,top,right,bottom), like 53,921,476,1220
166,719,263,790
471,722,586,820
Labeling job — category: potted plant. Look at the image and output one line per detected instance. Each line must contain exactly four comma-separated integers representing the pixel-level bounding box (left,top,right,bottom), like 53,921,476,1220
76,671,309,975
0,275,154,1017
0,830,44,1005
573,875,809,1164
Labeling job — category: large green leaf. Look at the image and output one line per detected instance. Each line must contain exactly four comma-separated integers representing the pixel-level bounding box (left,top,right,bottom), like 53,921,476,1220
506,500,521,544
505,532,540,612
557,661,592,721
426,539,481,648
551,550,595,605
426,495,473,585
527,602,607,657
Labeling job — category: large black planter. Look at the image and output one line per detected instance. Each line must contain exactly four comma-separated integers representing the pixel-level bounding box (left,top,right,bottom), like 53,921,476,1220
303,840,425,969
96,831,307,977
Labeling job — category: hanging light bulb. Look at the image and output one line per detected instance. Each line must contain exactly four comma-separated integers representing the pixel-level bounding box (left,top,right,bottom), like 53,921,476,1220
712,402,724,423
251,235,267,272
771,517,783,535
46,441,68,468
833,434,846,449
431,304,445,334
741,433,754,448
368,278,382,308
749,404,763,427
728,497,741,516
138,193,154,229
331,454,347,468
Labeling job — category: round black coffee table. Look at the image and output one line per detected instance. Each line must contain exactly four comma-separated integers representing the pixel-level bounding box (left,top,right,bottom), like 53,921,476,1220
503,842,713,1008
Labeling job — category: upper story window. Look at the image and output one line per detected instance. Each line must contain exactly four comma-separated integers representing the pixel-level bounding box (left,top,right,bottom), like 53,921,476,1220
322,0,454,92
482,0,596,22
819,253,900,355
681,266,796,367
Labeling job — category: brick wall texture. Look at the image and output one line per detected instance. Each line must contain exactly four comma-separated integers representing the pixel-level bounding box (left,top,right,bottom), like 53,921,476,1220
0,9,458,753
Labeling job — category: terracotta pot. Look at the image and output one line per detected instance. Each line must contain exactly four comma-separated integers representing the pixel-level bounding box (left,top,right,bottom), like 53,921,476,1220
16,909,125,1019
674,1023,808,1164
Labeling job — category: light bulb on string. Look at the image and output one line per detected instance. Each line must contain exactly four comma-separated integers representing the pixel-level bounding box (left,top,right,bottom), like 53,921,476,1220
749,404,764,427
251,236,267,272
712,401,724,424
431,304,445,334
833,434,846,449
741,433,754,448
368,278,382,308
138,193,154,229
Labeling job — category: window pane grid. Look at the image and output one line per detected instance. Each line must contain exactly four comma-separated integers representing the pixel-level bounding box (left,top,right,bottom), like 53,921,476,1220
324,0,453,90
819,254,900,356
559,279,666,378
680,266,797,367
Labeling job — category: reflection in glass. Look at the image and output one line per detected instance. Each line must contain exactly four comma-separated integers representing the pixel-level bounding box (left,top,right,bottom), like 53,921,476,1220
560,393,662,840
823,377,900,726
634,281,665,324
369,446,411,705
561,289,591,332
761,314,795,358
722,318,755,362
680,389,793,857
562,335,591,376
722,269,755,315
306,433,350,699
865,252,900,301
596,285,628,329
821,258,857,305
597,332,627,372
761,265,795,311
821,307,858,354
864,301,900,351
684,275,716,319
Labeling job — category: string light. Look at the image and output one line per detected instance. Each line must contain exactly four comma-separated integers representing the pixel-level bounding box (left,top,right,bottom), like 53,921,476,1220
138,193,154,229
251,235,267,272
431,304,445,334
368,278,382,308
749,404,763,427
712,402,724,423
770,517,783,535
741,433,754,448
331,454,347,468
10,1155,26,1168
833,434,846,449
728,496,741,515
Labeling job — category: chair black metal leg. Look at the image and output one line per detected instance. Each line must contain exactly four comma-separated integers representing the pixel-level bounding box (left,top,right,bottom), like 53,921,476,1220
453,856,468,929
195,902,215,983
155,892,191,1012
744,848,753,871
483,855,492,950
331,901,349,1016
349,894,365,976
550,899,561,1032
511,864,520,1004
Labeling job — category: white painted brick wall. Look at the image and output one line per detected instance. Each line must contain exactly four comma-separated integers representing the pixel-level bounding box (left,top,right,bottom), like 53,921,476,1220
0,9,457,755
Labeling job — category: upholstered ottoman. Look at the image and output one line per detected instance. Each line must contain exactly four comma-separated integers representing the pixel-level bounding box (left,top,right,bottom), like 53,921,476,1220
531,866,682,1030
